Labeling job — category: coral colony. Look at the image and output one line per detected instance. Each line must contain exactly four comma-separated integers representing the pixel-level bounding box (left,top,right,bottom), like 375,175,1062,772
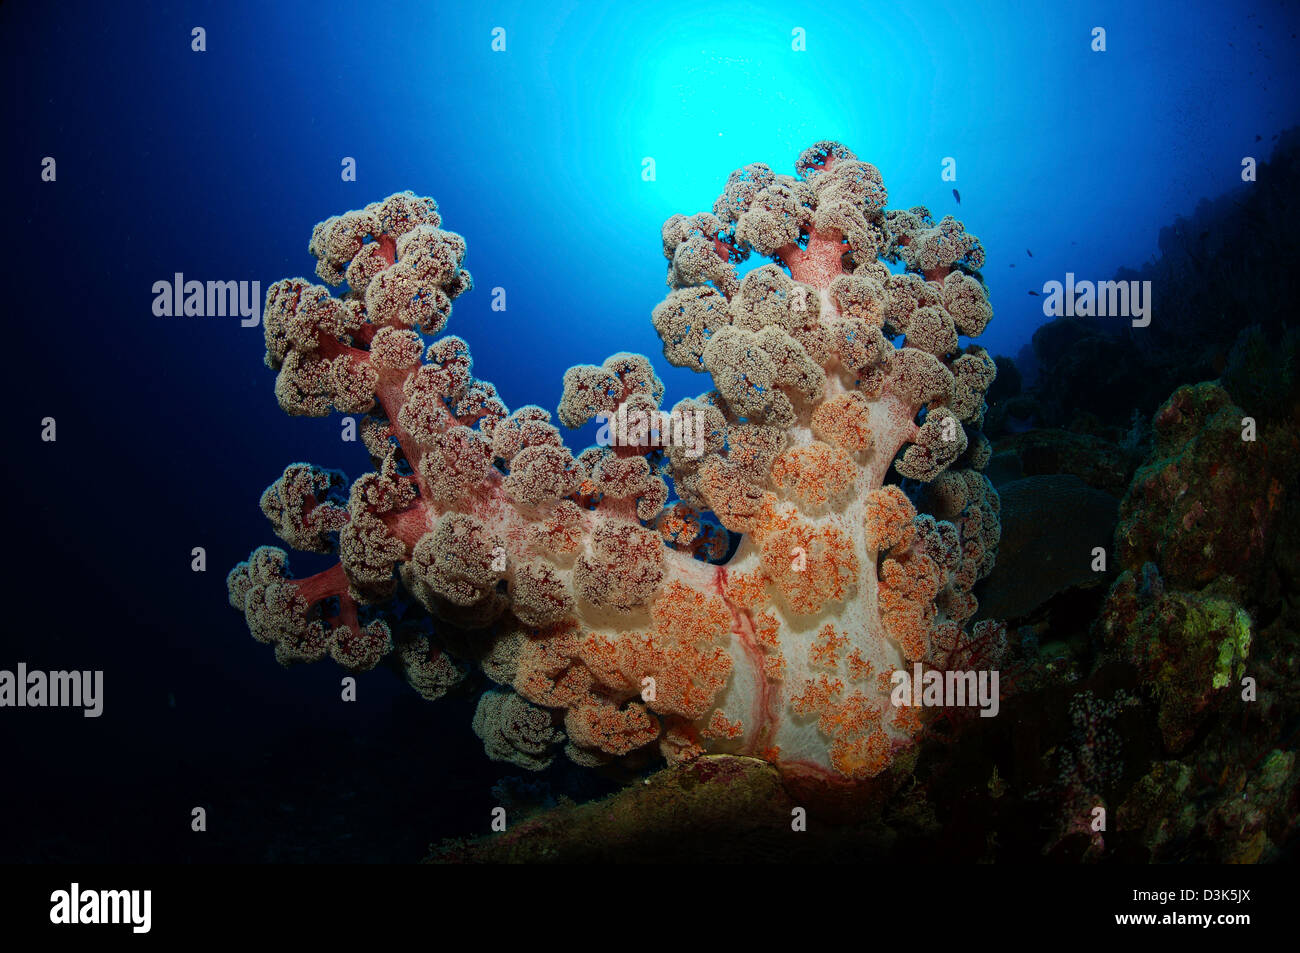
228,141,1007,788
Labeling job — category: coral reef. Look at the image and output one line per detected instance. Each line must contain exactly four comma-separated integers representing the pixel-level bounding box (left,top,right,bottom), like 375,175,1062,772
427,754,895,863
1032,688,1142,861
1091,374,1300,860
1113,382,1292,600
228,142,1006,789
1099,379,1299,749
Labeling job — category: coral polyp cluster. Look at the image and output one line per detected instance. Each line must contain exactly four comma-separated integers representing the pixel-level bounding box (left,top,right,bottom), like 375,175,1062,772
228,141,1005,787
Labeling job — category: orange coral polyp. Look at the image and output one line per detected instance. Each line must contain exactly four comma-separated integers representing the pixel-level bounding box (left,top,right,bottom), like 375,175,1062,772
565,700,660,756
770,442,856,504
760,520,859,615
651,581,732,644
830,727,892,780
810,391,875,452
581,629,734,721
864,485,918,552
703,710,745,740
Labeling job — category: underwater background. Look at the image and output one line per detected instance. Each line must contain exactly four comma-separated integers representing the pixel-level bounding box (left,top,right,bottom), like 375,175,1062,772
1,0,1298,862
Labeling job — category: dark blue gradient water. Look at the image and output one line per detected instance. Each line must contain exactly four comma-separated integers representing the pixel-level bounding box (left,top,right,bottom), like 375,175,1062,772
1,0,1297,861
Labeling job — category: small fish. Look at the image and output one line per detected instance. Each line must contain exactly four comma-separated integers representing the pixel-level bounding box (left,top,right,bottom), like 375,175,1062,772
1256,134,1262,142
1026,249,1033,257
1027,290,1039,296
1009,263,1016,268
952,188,961,204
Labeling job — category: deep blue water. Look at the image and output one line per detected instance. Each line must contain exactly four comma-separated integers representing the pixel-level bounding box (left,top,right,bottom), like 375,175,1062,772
1,0,1298,861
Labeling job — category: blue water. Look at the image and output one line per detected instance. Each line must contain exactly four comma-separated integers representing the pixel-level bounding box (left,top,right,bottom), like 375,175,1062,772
1,0,1297,860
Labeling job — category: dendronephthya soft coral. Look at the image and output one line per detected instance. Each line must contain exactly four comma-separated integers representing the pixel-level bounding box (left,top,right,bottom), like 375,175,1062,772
228,141,1005,790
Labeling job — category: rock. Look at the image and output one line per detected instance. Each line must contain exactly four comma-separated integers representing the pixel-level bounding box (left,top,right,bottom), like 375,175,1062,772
424,754,906,862
975,475,1118,621
989,429,1131,495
